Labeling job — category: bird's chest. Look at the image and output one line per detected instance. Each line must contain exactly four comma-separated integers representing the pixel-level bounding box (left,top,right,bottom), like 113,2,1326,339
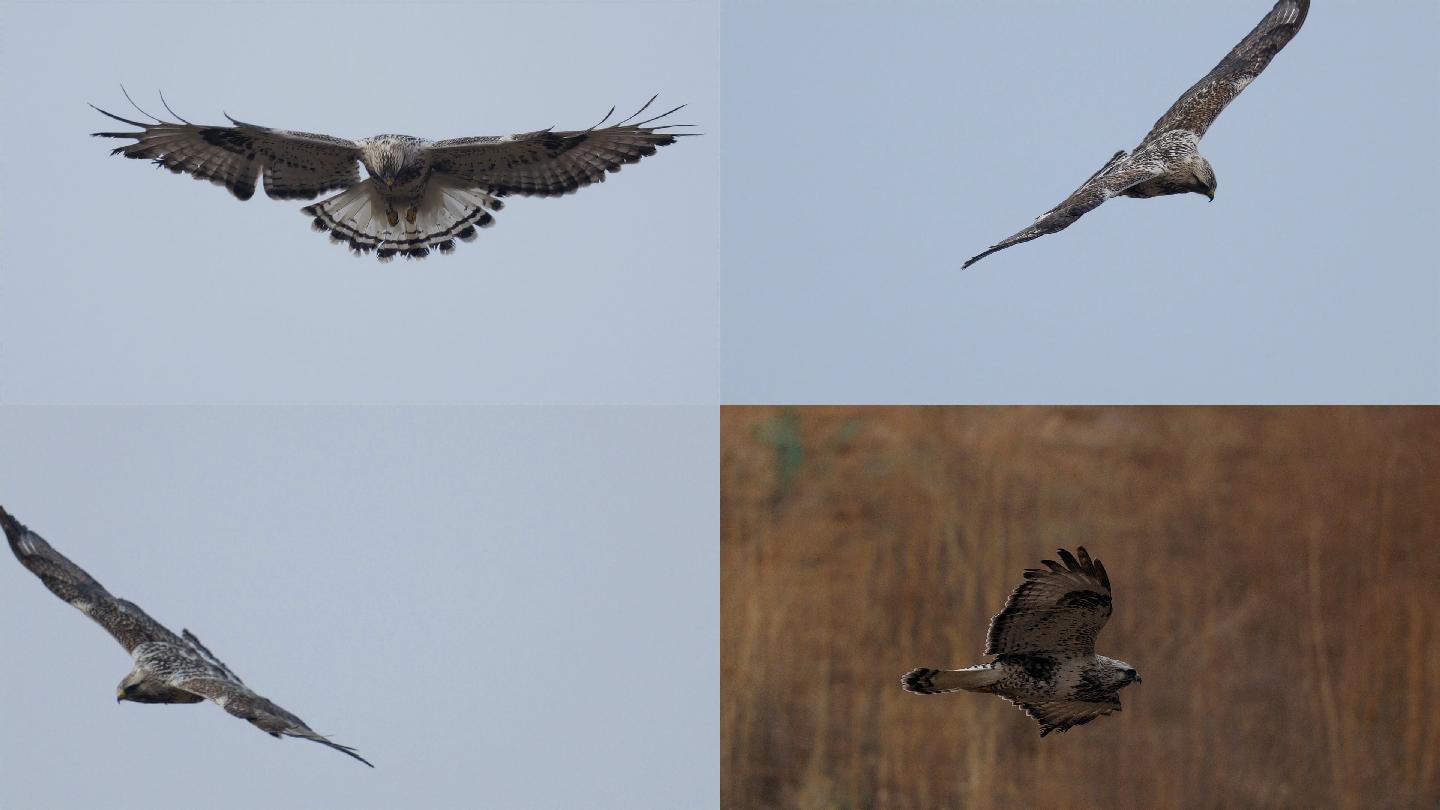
1123,175,1194,199
386,158,433,197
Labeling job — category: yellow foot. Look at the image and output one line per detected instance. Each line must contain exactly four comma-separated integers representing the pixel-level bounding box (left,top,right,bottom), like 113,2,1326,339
406,207,417,225
386,210,399,227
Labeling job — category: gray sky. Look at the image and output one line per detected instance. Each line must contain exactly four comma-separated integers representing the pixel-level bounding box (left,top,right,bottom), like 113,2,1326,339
0,1,718,406
0,405,716,809
723,0,1440,403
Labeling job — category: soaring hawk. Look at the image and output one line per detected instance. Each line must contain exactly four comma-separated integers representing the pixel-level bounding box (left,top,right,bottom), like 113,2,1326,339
902,547,1140,737
93,93,691,261
2,506,373,766
963,0,1309,269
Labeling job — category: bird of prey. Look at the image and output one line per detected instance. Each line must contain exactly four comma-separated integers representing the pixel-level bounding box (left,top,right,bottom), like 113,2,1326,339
92,92,692,261
901,547,1139,737
963,0,1309,269
1,506,373,767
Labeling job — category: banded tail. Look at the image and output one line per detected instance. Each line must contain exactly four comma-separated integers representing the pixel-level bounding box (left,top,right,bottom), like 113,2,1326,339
901,665,1002,695
303,176,502,261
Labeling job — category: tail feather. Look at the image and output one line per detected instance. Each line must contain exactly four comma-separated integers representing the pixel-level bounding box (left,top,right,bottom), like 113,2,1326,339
901,665,1002,695
302,177,500,261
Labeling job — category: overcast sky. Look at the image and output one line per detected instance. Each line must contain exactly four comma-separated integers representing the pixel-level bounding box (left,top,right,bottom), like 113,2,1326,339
0,1,718,406
723,0,1440,403
0,405,716,809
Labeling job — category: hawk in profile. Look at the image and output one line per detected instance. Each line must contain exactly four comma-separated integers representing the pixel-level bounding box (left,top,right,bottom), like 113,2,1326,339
1,506,372,767
902,547,1140,737
963,0,1309,269
93,93,691,261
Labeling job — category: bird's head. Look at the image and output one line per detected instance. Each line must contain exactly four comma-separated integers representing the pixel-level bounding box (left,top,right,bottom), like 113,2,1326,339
114,669,202,704
1113,660,1142,687
362,137,422,189
1191,155,1217,201
116,671,144,703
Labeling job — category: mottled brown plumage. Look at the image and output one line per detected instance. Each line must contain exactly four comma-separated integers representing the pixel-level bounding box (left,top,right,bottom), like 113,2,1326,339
902,547,1139,737
2,506,372,767
964,0,1309,269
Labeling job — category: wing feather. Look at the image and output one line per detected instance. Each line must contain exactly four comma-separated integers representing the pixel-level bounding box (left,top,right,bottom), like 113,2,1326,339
962,158,1161,269
92,104,362,201
1014,695,1123,737
181,629,245,685
985,546,1114,657
426,97,693,197
1,506,179,653
1141,0,1309,142
176,677,373,767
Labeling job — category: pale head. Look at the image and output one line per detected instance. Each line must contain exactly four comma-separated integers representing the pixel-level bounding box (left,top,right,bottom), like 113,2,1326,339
116,667,202,704
1190,154,1218,201
1097,655,1142,688
116,668,148,702
360,135,425,188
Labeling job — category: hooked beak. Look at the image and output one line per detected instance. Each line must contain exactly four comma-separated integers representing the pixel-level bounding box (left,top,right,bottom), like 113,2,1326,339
1134,674,1143,684
116,690,125,703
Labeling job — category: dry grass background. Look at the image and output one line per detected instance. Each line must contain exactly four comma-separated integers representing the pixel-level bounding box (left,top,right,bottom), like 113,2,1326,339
721,407,1440,810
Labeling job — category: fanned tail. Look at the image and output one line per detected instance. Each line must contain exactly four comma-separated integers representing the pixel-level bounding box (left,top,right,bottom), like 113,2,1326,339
302,177,502,262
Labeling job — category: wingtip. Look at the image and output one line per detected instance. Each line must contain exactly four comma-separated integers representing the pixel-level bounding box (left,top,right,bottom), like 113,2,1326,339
341,746,375,768
0,505,23,538
1056,548,1080,571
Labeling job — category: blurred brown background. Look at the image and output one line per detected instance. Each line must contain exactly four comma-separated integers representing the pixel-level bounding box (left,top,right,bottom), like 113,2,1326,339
721,407,1440,809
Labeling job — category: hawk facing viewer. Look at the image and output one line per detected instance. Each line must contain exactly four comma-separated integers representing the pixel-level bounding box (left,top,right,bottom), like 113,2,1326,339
902,547,1140,737
963,0,1310,269
93,93,691,261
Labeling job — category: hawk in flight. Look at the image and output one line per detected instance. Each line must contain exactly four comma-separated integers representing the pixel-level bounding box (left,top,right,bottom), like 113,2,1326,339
902,547,1139,737
2,506,373,767
93,93,691,261
963,0,1309,269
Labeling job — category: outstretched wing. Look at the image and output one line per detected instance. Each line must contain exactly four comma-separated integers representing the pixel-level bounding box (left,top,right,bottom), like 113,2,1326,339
985,547,1113,657
1013,695,1122,737
426,96,693,197
182,629,245,685
1,506,180,652
175,676,373,767
93,98,362,201
1141,0,1309,143
962,155,1161,269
